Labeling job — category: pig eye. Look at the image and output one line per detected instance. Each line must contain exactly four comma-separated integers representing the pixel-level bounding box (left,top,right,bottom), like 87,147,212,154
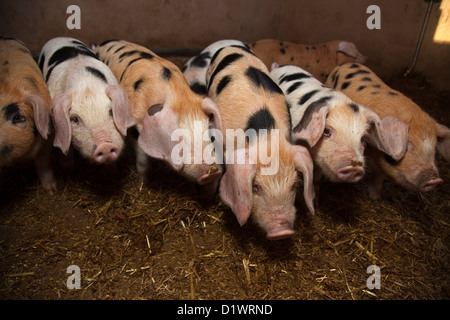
70,115,80,124
252,184,262,195
323,127,331,137
11,113,26,125
109,109,113,117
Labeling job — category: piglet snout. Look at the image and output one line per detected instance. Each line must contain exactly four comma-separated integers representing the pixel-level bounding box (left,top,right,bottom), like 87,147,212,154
418,171,443,192
94,142,120,164
337,164,365,183
266,222,295,240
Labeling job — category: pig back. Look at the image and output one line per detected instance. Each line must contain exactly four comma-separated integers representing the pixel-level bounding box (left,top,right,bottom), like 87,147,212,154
94,40,199,125
0,38,51,108
206,46,291,141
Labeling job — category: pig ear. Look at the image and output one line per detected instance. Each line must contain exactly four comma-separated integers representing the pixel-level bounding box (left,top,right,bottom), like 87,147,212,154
292,144,315,215
337,41,358,58
201,97,223,132
106,85,136,136
219,147,257,226
292,100,329,147
364,110,409,161
436,122,450,162
337,41,367,63
270,62,280,71
51,93,72,155
137,103,183,171
24,94,50,139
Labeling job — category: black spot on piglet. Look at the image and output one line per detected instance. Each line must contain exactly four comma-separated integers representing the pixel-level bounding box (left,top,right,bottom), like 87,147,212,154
245,67,283,94
190,83,207,95
86,66,107,83
133,78,144,91
245,108,276,132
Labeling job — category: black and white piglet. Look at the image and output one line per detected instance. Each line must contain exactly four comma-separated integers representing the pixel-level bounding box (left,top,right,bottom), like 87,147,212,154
39,37,135,164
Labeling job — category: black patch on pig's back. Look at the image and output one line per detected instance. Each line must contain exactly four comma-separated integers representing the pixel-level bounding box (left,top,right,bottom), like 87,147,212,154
207,53,243,92
162,67,172,81
216,75,232,95
46,46,98,81
341,81,351,90
118,51,154,81
99,39,119,47
38,53,45,71
85,66,107,83
133,78,145,91
245,66,283,95
345,69,370,79
245,108,276,132
348,102,359,112
299,90,319,105
293,96,331,133
190,83,207,95
190,51,211,68
279,72,311,84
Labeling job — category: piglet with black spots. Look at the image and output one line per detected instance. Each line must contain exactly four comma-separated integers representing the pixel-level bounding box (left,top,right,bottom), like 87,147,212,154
206,45,315,240
0,38,56,193
39,37,135,164
93,40,223,191
326,63,450,198
271,64,408,199
182,40,250,95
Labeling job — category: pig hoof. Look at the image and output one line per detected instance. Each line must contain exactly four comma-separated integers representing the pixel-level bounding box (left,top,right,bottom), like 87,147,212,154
368,187,381,200
42,180,57,195
266,228,295,240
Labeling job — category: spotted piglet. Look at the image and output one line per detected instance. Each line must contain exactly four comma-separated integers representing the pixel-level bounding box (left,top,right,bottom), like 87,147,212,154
326,63,450,199
206,45,315,240
270,64,408,200
182,39,250,95
251,39,366,83
39,37,135,164
94,40,223,190
0,38,56,193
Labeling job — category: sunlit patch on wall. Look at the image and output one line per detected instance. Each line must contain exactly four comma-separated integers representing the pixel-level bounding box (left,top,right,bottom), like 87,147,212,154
434,0,450,43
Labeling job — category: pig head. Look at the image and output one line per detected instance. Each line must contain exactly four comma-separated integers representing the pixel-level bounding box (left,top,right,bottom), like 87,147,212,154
219,140,314,240
326,62,450,198
51,84,135,163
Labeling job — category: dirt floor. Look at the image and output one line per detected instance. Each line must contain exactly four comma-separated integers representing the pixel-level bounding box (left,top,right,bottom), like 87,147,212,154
0,57,449,300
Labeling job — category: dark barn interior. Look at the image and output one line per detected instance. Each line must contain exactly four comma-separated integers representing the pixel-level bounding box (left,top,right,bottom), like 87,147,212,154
0,0,449,300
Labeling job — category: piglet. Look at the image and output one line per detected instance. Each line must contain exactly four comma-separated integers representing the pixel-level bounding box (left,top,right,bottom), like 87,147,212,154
39,37,135,164
93,40,223,191
270,64,408,199
206,44,315,240
0,37,56,193
183,39,250,95
326,63,450,199
251,39,366,83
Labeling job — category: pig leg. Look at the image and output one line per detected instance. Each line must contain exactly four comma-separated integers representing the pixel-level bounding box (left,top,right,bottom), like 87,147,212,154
367,163,385,200
34,138,57,194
